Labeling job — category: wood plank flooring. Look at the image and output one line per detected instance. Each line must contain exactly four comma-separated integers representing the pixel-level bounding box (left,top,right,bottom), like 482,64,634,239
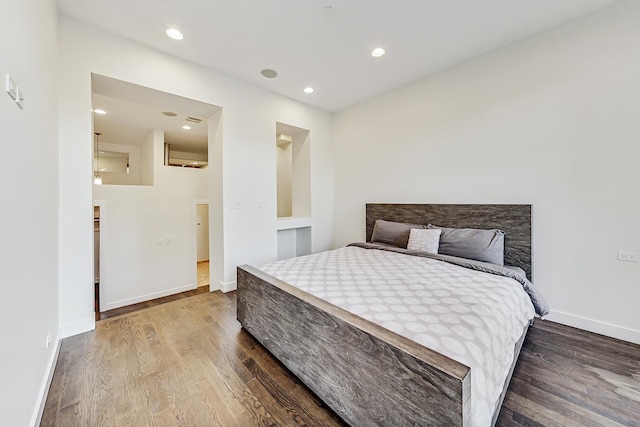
41,291,640,426
497,320,640,427
198,261,210,287
95,261,209,321
98,285,210,321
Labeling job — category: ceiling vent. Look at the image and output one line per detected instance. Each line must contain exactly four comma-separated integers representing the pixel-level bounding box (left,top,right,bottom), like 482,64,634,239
186,116,203,123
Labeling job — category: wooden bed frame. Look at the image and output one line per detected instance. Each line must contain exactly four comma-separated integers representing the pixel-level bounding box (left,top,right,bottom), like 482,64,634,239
237,204,532,426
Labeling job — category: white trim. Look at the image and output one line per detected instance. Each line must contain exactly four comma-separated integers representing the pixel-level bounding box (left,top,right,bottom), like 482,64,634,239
93,200,106,313
546,310,640,345
30,335,61,427
103,283,196,311
276,216,312,230
60,317,96,338
220,280,237,293
209,280,221,291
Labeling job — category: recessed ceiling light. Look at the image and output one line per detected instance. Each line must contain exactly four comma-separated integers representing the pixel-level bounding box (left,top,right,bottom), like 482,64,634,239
371,47,386,58
261,69,278,78
182,125,191,130
93,108,107,115
303,87,314,94
162,111,177,117
166,28,184,40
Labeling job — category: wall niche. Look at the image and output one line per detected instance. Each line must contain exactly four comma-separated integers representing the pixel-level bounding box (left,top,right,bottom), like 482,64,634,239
276,122,311,260
276,122,310,218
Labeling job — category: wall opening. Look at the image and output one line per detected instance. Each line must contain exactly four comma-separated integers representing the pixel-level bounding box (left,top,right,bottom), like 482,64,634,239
276,122,311,260
91,73,214,186
91,73,224,314
93,204,100,320
195,202,210,288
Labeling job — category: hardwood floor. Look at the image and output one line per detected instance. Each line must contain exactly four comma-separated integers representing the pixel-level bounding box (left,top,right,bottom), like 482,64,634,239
95,261,210,321
42,292,640,426
97,285,210,321
497,321,640,426
197,260,210,287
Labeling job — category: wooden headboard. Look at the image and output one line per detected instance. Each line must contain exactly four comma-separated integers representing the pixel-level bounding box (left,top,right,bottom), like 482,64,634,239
366,204,533,280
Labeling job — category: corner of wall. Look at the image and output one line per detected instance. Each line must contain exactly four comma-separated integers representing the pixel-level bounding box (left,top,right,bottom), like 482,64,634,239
30,336,62,427
59,317,96,339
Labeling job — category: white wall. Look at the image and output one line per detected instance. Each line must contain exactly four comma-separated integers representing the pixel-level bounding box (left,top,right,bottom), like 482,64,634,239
277,142,293,217
168,149,208,164
277,229,297,260
95,141,141,185
94,129,208,310
58,17,334,331
291,131,312,218
333,1,640,344
0,0,60,425
140,130,155,185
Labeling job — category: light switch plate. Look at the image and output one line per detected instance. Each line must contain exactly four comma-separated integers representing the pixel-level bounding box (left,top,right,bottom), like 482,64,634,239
5,74,17,100
15,87,24,109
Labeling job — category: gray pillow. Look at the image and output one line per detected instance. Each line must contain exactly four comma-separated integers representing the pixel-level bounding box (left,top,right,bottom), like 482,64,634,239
371,220,426,248
427,224,505,266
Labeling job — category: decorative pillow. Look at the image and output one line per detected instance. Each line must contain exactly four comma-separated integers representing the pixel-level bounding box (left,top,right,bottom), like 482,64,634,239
407,228,442,254
427,224,505,266
371,219,426,248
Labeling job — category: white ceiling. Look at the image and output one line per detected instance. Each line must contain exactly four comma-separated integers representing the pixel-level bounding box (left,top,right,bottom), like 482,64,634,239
60,0,619,112
92,74,219,154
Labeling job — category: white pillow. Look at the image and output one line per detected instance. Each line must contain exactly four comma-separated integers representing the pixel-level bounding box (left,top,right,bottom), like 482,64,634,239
407,228,441,254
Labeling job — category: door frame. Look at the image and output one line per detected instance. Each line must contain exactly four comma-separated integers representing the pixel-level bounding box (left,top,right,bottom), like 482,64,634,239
93,199,107,313
192,199,210,290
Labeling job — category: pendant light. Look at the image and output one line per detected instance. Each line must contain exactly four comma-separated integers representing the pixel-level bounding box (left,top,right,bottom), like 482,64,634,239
94,132,102,185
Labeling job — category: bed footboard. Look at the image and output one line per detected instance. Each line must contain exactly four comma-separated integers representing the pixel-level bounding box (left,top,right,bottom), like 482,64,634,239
237,265,472,426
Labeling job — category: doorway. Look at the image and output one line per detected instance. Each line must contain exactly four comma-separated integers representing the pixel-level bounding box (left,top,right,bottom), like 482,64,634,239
93,205,101,320
195,202,210,288
91,74,223,316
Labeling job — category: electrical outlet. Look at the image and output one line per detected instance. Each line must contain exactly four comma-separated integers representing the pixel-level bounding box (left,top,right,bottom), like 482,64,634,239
617,251,638,263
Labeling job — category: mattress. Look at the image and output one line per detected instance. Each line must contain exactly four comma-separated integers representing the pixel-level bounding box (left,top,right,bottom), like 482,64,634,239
259,246,535,426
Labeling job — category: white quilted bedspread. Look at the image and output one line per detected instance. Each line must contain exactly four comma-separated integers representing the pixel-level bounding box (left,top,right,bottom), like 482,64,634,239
259,246,535,426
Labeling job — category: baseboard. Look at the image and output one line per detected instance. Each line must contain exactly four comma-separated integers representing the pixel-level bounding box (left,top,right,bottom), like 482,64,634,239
60,316,96,339
103,283,196,311
220,280,237,293
30,335,61,427
546,310,640,345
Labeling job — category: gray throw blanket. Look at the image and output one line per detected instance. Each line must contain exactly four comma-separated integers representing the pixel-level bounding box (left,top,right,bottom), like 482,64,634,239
348,242,550,317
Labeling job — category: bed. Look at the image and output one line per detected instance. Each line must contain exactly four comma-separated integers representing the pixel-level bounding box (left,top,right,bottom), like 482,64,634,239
237,204,548,426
